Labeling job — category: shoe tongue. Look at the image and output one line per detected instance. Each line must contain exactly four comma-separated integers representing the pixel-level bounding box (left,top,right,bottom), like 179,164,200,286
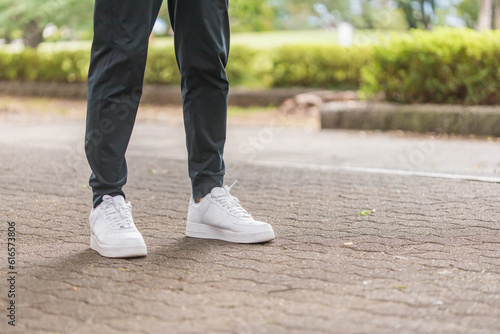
112,195,126,206
211,187,227,197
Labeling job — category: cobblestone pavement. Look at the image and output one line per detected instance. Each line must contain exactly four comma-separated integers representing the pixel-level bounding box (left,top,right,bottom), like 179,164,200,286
0,112,499,333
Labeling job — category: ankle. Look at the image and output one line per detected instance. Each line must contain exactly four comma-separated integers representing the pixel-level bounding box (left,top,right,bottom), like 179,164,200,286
194,197,204,204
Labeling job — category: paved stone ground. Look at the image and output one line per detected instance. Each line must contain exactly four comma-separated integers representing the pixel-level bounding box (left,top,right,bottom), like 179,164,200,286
0,106,500,333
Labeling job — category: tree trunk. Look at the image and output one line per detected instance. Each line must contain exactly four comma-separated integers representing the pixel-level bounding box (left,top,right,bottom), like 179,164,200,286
478,0,493,30
420,0,429,29
399,2,417,29
361,0,375,29
4,31,12,44
495,0,500,28
22,19,43,48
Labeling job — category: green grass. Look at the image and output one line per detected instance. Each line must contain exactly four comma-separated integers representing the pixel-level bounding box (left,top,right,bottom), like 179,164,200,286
1,29,408,52
231,30,339,47
152,29,406,49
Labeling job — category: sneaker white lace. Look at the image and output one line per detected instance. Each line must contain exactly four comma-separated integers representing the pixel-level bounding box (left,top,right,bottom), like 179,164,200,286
89,195,147,258
186,181,275,243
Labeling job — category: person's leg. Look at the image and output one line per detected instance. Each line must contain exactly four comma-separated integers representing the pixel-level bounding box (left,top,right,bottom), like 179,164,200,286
168,0,275,243
85,0,162,258
85,0,163,208
168,0,230,199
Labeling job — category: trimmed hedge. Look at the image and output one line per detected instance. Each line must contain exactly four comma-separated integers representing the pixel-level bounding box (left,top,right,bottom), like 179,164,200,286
0,45,259,87
145,46,257,85
143,48,179,85
0,44,369,90
0,49,89,82
268,45,372,89
361,28,500,105
2,29,500,105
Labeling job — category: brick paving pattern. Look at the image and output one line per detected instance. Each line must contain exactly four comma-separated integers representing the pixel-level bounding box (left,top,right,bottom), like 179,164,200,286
1,140,499,333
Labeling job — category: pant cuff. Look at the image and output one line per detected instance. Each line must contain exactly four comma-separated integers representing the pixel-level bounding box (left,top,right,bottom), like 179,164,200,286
192,175,224,199
92,188,126,208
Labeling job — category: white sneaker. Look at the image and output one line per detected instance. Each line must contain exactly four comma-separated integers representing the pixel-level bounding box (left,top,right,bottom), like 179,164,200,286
89,195,147,258
186,181,275,243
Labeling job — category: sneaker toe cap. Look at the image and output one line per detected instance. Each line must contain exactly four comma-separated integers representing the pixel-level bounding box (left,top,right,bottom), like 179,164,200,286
96,231,146,247
227,219,274,233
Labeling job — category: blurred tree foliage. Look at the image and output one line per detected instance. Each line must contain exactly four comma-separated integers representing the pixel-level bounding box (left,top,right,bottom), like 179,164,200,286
229,0,351,31
0,0,93,47
0,0,488,47
229,0,278,31
274,0,350,29
396,0,436,29
456,0,479,28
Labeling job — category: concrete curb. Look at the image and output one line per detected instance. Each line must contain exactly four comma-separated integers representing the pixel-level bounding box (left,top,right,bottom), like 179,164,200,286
0,81,319,107
321,101,500,136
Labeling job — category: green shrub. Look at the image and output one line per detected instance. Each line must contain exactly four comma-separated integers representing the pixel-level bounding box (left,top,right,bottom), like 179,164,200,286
361,28,500,105
143,45,257,86
0,49,89,82
39,51,90,82
0,49,39,81
226,45,259,85
144,47,180,85
4,29,500,107
0,45,259,86
268,45,373,89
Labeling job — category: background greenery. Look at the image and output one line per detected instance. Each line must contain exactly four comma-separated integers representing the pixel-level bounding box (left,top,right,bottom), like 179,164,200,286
360,28,500,105
2,28,500,105
0,0,482,47
0,1,498,105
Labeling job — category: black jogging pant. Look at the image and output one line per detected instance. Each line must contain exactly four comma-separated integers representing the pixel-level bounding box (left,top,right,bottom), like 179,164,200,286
85,0,229,207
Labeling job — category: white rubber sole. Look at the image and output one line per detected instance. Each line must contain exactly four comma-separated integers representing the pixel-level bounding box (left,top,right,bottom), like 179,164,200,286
90,234,147,258
186,221,275,243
